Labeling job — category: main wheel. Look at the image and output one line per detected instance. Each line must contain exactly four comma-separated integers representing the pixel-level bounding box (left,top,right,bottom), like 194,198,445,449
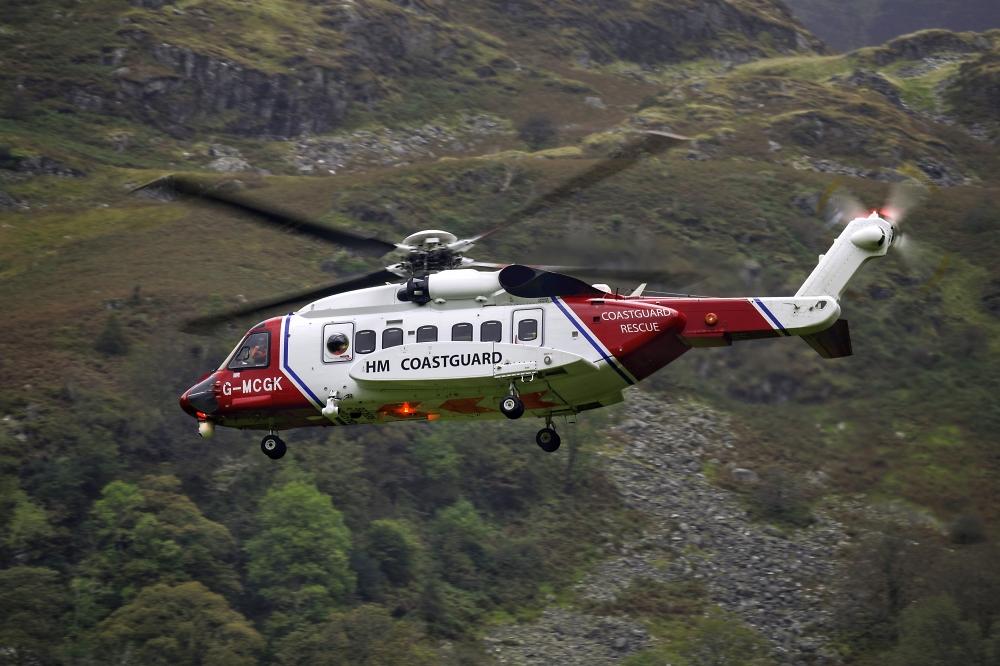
261,435,287,459
536,427,561,452
499,395,524,420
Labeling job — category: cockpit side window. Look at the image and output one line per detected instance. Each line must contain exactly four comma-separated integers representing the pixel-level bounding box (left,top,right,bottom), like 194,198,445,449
228,331,270,370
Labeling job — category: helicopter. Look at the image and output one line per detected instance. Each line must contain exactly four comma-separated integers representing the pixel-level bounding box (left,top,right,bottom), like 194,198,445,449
137,131,898,459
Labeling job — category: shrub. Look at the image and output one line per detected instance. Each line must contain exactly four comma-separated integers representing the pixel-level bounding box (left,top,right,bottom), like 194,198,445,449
891,595,982,666
94,313,128,355
949,515,988,545
518,114,558,150
750,467,813,527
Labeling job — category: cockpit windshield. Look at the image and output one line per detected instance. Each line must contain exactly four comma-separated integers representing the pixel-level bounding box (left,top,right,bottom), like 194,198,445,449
227,331,270,370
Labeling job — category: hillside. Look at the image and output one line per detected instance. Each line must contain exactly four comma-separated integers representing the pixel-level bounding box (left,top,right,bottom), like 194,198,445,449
3,2,1000,664
785,0,1000,53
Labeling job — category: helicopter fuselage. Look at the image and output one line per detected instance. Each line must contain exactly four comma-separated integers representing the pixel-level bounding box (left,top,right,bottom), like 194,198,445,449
180,270,842,432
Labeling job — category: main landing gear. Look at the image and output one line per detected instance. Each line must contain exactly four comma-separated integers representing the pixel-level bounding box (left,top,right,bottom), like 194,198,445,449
535,415,561,453
261,432,286,460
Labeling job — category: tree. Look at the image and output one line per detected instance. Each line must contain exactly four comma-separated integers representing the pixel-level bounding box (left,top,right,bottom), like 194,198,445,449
680,612,776,666
835,526,932,650
518,114,558,150
94,312,128,355
275,604,434,666
367,520,418,587
0,474,51,556
75,476,240,624
91,582,262,666
891,595,982,666
431,499,491,590
0,567,69,666
244,481,355,619
751,467,812,527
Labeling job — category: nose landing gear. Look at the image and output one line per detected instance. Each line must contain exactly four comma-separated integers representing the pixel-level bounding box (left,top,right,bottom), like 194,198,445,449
500,382,524,420
261,431,287,459
535,415,561,452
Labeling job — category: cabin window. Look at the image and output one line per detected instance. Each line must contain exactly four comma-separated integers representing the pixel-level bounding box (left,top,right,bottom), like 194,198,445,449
416,325,438,343
382,328,404,349
452,323,473,341
355,330,376,354
228,331,269,370
481,320,502,343
517,318,538,342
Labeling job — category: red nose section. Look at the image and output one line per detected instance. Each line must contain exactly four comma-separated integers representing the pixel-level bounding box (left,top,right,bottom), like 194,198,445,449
181,374,219,418
179,389,196,417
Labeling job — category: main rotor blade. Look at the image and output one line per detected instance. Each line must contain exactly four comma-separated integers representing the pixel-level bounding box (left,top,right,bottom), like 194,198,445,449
470,131,689,243
538,266,706,286
182,268,401,334
469,262,704,287
132,175,398,257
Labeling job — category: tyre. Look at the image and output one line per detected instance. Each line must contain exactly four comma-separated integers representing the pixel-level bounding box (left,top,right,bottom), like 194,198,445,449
261,435,287,459
499,395,524,420
536,427,561,452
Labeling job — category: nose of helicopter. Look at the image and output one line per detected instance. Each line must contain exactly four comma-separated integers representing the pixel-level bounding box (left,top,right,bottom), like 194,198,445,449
180,374,219,418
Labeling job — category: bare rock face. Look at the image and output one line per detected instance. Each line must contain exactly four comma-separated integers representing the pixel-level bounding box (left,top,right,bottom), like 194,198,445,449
111,44,351,139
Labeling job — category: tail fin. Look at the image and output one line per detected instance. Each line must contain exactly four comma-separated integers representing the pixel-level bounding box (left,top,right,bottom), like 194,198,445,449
801,319,852,358
796,212,894,299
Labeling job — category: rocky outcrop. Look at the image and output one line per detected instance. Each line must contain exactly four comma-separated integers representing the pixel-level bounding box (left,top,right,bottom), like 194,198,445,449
77,0,475,139
493,0,827,65
15,156,87,178
948,47,1000,120
868,29,993,66
111,44,352,139
0,190,29,211
842,69,905,108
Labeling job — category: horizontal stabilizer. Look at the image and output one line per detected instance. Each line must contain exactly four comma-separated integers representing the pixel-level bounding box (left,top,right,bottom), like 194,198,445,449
801,319,853,359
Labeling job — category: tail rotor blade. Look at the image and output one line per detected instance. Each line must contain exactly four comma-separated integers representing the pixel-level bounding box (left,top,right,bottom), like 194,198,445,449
824,189,868,228
883,180,928,227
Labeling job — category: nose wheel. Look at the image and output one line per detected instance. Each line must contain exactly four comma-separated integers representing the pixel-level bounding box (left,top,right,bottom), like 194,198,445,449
500,382,524,420
261,433,286,459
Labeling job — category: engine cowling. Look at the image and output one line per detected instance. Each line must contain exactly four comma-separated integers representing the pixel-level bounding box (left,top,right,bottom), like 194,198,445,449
428,270,501,300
